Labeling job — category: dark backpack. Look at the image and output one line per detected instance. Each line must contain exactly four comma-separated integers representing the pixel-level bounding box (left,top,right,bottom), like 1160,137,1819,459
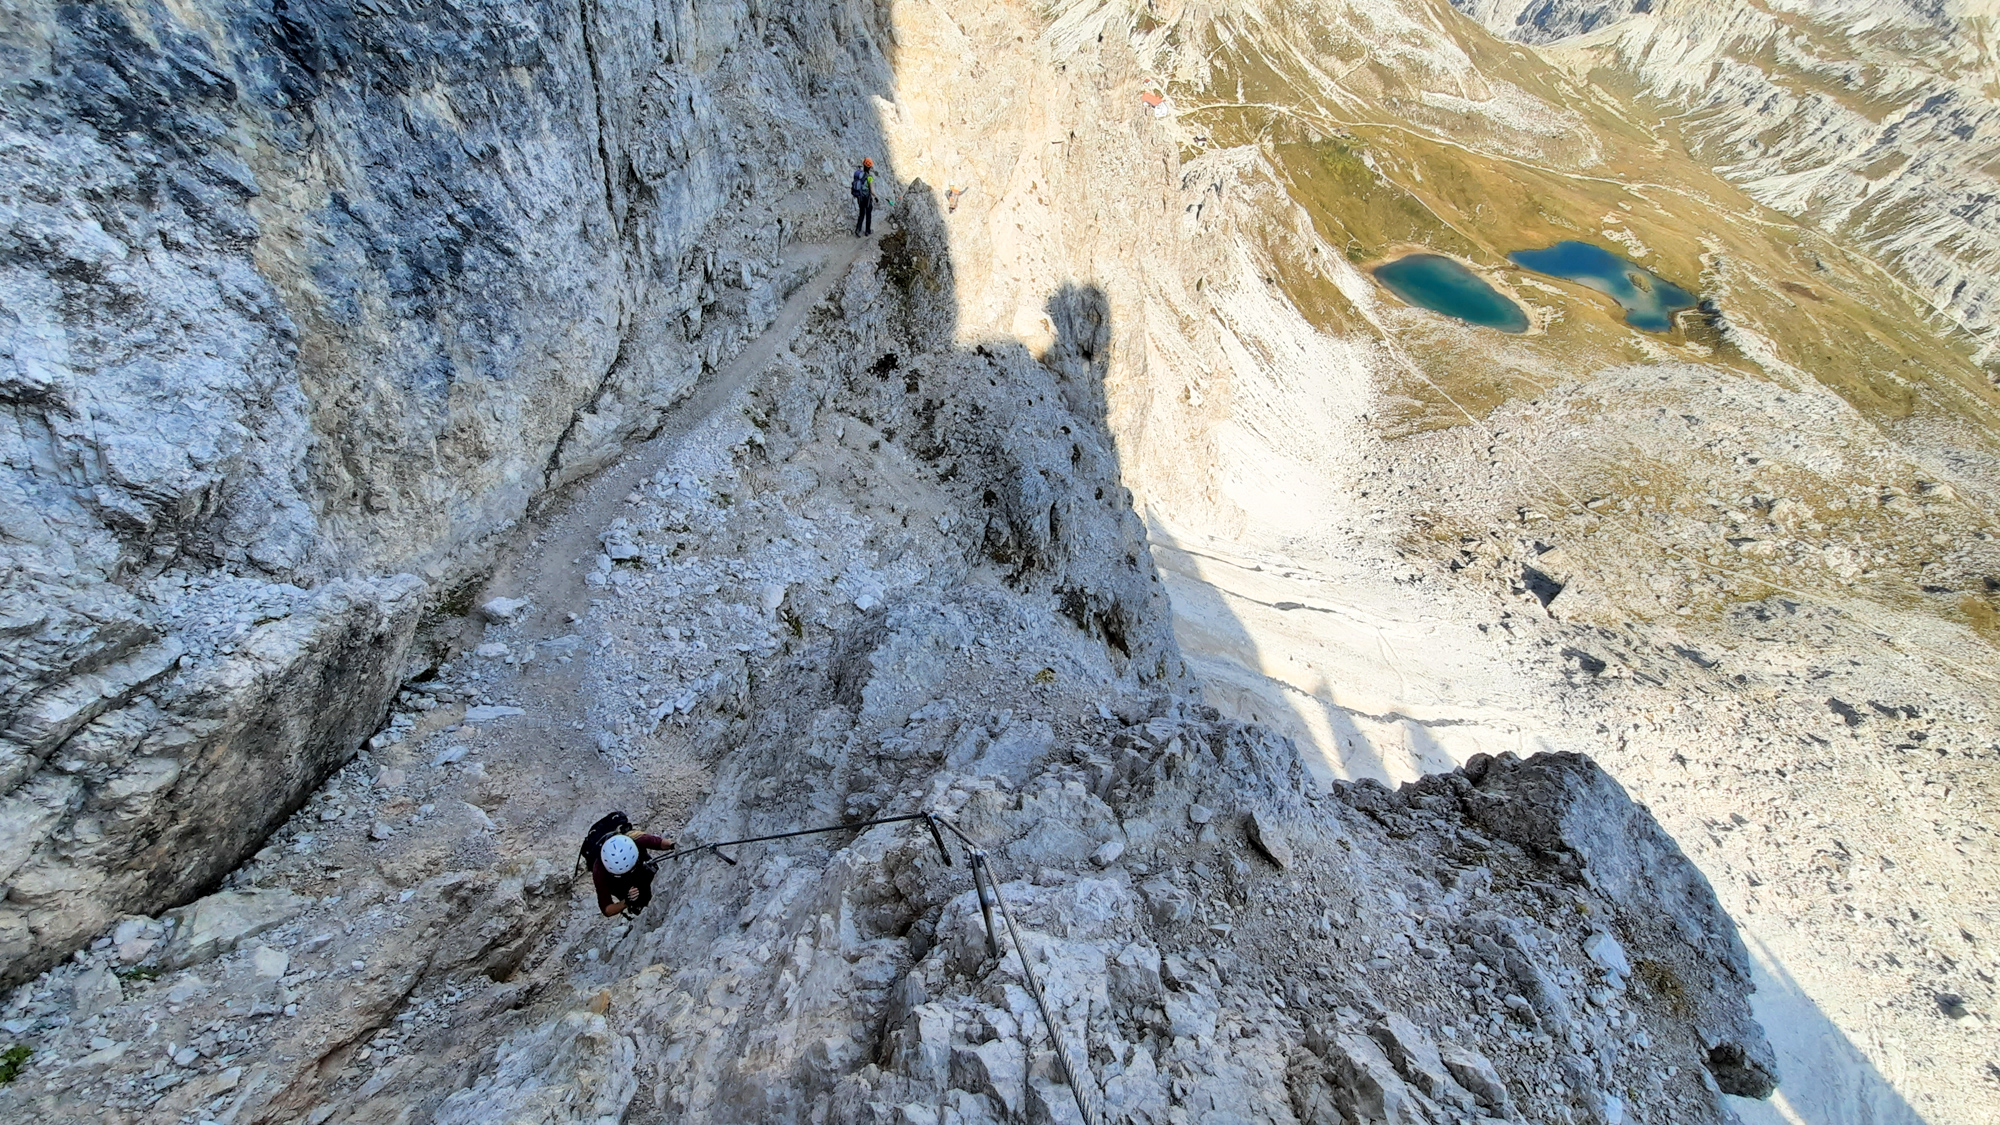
851,168,871,199
578,810,633,875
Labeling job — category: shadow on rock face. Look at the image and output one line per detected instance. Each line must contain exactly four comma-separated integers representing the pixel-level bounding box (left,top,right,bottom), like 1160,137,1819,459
1042,281,1114,430
405,166,1783,1120
0,3,1838,1123
1456,751,1779,1098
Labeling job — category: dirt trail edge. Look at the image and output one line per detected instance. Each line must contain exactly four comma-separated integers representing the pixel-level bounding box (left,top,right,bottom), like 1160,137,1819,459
481,236,875,632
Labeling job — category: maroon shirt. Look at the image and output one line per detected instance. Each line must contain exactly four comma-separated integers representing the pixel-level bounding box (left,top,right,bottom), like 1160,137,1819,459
591,833,671,915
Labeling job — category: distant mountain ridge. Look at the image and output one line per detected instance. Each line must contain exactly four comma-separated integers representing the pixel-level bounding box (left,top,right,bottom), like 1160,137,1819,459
1452,0,1650,45
1453,0,2000,361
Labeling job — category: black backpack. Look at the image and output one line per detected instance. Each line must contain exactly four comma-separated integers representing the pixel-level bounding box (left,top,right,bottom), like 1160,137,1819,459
578,810,633,876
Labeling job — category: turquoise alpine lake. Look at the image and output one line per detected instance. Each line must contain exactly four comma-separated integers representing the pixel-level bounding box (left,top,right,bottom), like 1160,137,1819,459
1507,241,1696,333
1370,254,1529,333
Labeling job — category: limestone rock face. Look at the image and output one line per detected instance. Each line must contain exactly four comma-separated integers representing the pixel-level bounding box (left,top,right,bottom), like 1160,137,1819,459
1451,0,1641,44
0,2,1812,1121
1456,751,1778,1097
0,575,422,981
3,0,746,580
418,716,1771,1125
0,0,888,981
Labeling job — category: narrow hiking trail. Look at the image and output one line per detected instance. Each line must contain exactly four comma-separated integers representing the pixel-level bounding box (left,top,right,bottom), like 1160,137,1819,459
481,236,875,635
402,232,879,866
409,231,877,816
0,236,880,1125
401,232,884,892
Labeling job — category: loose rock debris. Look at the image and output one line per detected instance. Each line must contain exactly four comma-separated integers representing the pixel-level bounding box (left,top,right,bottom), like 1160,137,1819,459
0,195,1770,1125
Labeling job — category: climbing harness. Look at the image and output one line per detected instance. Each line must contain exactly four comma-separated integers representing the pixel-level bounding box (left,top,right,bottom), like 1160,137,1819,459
668,810,1102,1125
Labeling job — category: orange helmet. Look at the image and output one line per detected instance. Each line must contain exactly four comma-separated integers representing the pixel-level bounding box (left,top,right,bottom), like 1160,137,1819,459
863,158,873,168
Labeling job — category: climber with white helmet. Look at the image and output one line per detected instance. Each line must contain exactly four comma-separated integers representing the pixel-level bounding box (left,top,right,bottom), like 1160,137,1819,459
578,810,674,917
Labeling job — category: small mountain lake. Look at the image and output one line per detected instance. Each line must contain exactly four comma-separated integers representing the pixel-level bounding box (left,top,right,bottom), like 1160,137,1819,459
1508,241,1696,332
1371,254,1529,333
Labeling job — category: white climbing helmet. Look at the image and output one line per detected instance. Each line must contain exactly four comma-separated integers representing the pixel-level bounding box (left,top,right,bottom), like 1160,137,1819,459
600,834,640,875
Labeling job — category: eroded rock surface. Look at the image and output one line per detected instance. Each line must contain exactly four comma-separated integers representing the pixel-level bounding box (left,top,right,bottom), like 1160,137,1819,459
0,0,910,981
19,1,1975,1123
414,722,1773,1125
0,575,423,981
0,129,1769,1125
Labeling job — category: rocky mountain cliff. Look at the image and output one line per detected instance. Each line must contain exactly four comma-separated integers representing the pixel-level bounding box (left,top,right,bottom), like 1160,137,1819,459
0,129,1773,1124
0,0,893,983
1134,4,1999,1121
1452,0,1645,44
5,0,1994,1122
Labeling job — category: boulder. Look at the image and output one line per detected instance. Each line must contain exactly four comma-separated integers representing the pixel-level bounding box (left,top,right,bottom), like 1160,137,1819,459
249,943,289,979
1369,1012,1470,1107
1317,1031,1433,1125
162,889,307,970
115,939,157,963
948,721,1053,788
1439,1042,1515,1116
70,965,123,1018
1245,808,1294,869
1107,942,1163,1009
1459,752,1777,1098
1584,930,1631,987
479,597,529,623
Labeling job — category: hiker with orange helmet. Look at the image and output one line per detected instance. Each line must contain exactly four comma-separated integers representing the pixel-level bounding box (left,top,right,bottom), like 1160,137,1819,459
851,158,876,237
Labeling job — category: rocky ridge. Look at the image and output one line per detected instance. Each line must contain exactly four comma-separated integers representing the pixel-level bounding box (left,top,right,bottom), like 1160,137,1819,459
1451,0,1643,45
1052,6,2000,1118
23,0,1997,1122
0,75,1773,1125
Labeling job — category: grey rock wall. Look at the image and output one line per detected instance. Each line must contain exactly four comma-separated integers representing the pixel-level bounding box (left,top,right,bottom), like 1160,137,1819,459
3,0,754,583
1451,751,1777,1097
0,0,902,982
427,704,1774,1124
1449,0,1647,45
0,4,1783,1112
0,575,425,981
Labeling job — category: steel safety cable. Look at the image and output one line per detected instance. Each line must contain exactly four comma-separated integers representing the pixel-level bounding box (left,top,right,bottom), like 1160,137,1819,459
934,818,1102,1125
660,810,1103,1122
